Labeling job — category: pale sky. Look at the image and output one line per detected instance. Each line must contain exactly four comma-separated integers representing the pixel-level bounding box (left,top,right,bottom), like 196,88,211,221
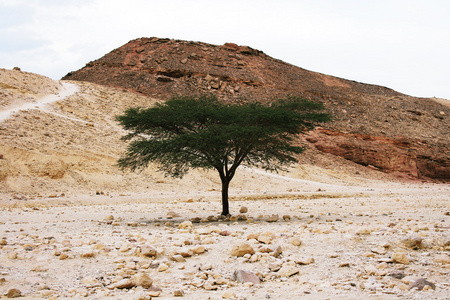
1,0,449,100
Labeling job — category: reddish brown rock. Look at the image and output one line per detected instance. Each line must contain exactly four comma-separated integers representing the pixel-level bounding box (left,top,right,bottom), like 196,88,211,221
305,128,449,180
231,270,260,285
62,37,449,181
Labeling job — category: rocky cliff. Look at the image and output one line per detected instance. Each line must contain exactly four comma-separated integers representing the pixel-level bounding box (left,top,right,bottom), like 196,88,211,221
63,37,449,181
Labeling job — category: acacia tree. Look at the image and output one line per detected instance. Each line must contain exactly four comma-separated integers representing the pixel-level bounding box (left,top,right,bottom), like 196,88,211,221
116,95,330,215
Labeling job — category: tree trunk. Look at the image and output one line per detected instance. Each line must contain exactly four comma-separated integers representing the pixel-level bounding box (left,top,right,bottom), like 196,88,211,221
221,178,230,216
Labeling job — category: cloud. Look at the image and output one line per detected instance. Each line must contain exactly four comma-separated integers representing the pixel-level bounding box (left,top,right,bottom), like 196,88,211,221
0,0,449,99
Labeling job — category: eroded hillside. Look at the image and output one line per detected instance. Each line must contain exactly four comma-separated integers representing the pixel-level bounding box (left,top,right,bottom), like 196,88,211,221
62,38,449,181
0,68,401,197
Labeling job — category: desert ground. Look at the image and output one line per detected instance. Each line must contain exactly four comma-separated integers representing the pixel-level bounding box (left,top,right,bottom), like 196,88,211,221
0,70,449,299
1,172,449,300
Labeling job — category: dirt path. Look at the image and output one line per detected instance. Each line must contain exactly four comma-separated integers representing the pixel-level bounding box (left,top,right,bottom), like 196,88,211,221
0,81,79,122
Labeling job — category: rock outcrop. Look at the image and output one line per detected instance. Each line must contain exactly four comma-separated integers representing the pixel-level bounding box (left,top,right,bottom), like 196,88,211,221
61,37,450,181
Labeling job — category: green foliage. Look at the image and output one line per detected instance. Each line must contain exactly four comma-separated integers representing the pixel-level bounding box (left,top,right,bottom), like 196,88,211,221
116,94,330,214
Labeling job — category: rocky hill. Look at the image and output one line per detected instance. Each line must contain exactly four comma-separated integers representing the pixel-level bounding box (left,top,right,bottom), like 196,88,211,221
63,37,449,181
1,67,390,197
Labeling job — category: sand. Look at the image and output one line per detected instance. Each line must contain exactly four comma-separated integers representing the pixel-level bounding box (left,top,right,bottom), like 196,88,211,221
0,179,449,299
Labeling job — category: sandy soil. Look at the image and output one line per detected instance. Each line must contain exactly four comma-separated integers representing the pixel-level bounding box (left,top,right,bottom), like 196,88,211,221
0,181,449,300
0,69,449,299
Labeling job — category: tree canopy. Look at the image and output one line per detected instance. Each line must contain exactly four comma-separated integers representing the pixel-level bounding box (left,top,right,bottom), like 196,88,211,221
117,95,330,215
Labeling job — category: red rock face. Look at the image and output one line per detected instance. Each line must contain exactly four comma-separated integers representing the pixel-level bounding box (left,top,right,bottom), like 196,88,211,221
305,129,449,180
62,37,450,182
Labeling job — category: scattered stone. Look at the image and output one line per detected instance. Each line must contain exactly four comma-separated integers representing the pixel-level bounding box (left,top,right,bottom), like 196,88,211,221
239,206,248,213
266,214,279,223
229,215,238,222
408,278,435,291
392,252,409,265
282,215,291,221
434,253,450,264
171,254,186,262
237,214,247,221
167,211,180,219
133,272,153,288
400,235,422,249
203,278,217,290
388,270,405,279
231,270,260,285
157,263,169,272
247,233,259,240
230,243,255,257
190,217,201,223
178,221,193,229
6,288,21,298
295,257,315,265
199,263,213,271
257,232,274,244
290,237,302,246
222,290,236,298
82,276,101,288
80,250,96,258
207,215,218,222
277,262,299,277
192,245,206,254
148,285,162,297
268,261,283,272
173,289,184,296
140,245,157,257
107,279,135,289
250,254,260,263
104,215,114,221
179,249,193,258
401,276,420,285
339,262,351,268
356,227,372,235
371,246,387,255
219,230,231,236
